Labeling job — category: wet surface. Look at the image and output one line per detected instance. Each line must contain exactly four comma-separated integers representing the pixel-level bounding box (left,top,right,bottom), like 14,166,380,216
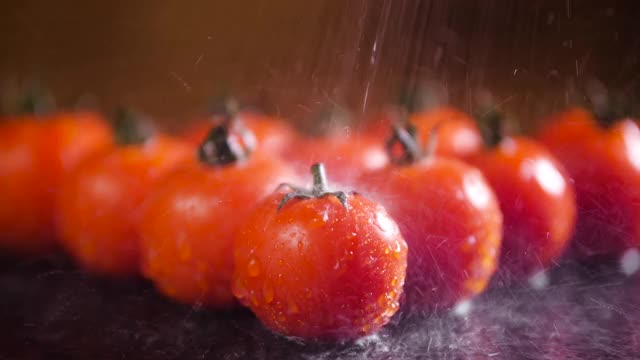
1,253,638,359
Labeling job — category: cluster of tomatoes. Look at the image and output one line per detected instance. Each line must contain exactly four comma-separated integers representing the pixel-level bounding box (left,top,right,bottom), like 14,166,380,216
1,100,639,341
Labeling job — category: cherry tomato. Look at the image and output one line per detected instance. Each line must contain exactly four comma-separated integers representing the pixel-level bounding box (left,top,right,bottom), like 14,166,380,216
363,106,483,158
538,108,640,259
358,124,502,310
57,134,192,275
233,163,407,340
467,137,576,280
139,124,298,307
183,110,296,156
0,112,113,255
282,131,388,186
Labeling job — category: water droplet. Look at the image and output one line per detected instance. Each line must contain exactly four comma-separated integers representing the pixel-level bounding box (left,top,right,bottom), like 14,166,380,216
247,258,261,277
278,259,285,267
384,247,391,254
333,260,340,270
263,282,274,303
297,240,304,252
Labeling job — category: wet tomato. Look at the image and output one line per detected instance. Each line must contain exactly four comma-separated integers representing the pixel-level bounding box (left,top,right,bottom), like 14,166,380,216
538,107,640,259
57,130,192,276
467,137,576,281
358,124,502,310
233,164,407,340
0,112,113,254
139,124,298,307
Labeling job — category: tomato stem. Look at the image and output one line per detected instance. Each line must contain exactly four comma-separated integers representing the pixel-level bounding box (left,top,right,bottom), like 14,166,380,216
386,117,424,165
198,101,255,166
277,162,350,211
311,163,329,194
477,108,503,148
112,108,155,145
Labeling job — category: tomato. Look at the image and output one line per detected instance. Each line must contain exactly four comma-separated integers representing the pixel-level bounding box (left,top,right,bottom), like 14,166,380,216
139,124,298,307
233,163,407,340
358,124,502,310
0,112,113,255
183,110,296,156
282,131,388,186
363,106,483,158
467,137,576,281
538,108,640,259
57,133,192,276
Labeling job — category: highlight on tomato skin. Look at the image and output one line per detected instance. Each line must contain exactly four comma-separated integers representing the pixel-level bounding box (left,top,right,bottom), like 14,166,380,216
466,136,577,282
56,134,193,276
138,155,298,308
0,111,113,255
232,164,408,341
538,108,640,260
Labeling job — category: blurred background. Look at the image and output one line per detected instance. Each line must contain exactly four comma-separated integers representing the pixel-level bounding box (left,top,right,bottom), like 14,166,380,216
1,0,639,130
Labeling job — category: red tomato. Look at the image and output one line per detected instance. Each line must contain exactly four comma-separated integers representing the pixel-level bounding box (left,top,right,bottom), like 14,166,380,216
538,108,640,259
233,164,407,340
138,133,297,307
282,132,388,186
467,137,577,280
183,111,296,156
363,106,483,158
57,135,192,275
0,112,113,255
358,126,502,310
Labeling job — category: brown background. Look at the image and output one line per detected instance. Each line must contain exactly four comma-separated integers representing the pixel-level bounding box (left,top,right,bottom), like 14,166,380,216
1,0,639,129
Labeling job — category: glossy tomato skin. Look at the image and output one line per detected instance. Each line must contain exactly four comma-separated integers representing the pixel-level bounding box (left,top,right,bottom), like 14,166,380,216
233,192,407,340
57,135,192,275
183,112,296,155
538,108,640,258
467,137,576,279
0,112,113,255
283,133,388,186
359,157,502,310
138,156,297,307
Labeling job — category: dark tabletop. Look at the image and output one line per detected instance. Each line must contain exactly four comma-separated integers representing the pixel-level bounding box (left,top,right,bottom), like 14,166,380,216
1,254,638,360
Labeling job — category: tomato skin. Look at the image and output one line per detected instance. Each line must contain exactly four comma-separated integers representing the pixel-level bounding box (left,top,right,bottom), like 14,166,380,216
0,112,113,255
282,133,388,186
183,112,296,155
538,108,640,258
467,137,577,279
138,156,297,307
233,191,407,340
56,135,192,275
359,158,502,310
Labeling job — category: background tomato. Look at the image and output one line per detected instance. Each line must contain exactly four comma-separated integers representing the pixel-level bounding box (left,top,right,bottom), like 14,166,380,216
57,135,192,275
0,111,113,255
139,152,297,307
467,137,576,281
539,108,640,259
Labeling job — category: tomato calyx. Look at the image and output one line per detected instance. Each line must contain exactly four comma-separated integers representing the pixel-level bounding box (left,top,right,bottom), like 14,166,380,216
112,108,155,146
477,108,504,148
385,108,438,165
197,100,256,166
277,163,350,211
